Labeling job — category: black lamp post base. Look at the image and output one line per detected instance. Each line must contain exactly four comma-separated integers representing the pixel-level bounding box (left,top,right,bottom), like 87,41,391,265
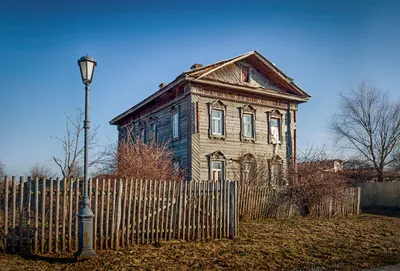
76,198,97,261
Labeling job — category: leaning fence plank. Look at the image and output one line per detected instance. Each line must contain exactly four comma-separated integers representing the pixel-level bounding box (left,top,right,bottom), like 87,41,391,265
4,176,9,251
111,179,117,249
226,181,230,238
211,181,214,239
19,177,24,251
126,179,133,246
160,181,166,241
205,181,210,240
164,181,170,241
62,179,67,252
115,180,122,250
219,180,223,238
191,181,196,240
11,176,16,253
68,180,73,252
196,181,201,240
177,181,183,240
99,179,105,249
187,181,192,240
201,180,205,240
105,179,111,249
40,178,46,253
151,180,156,243
131,180,138,245
48,178,53,252
26,178,32,251
34,177,39,253
55,178,60,252
142,179,148,244
121,179,128,247
93,179,99,250
182,181,187,241
169,181,176,240
156,180,161,242
75,179,80,250
136,180,143,245
146,180,152,244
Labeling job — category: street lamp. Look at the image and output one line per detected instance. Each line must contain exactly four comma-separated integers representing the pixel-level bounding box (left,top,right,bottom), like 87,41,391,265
75,55,97,260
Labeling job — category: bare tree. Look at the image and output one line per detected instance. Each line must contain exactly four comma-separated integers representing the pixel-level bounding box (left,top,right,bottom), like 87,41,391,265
0,160,5,179
287,145,349,215
99,126,184,181
52,109,103,180
330,80,400,182
28,163,56,179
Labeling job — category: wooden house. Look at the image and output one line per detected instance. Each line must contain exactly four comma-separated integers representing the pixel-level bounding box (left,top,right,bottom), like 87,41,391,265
110,51,310,183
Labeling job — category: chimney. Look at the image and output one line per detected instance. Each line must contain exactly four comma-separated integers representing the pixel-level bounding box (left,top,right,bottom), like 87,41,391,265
190,63,203,70
159,82,167,89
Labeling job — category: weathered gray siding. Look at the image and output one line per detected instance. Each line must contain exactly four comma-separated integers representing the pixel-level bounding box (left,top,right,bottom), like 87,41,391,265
189,84,297,181
117,91,191,172
205,60,283,92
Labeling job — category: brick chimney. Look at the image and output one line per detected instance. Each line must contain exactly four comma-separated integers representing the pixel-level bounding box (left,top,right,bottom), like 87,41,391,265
190,63,203,70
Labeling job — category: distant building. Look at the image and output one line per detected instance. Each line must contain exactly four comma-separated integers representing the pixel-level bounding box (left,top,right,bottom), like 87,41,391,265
110,51,310,182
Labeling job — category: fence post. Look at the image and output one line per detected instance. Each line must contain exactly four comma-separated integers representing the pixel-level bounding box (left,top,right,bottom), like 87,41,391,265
26,178,32,252
229,181,237,238
11,176,16,253
18,177,24,251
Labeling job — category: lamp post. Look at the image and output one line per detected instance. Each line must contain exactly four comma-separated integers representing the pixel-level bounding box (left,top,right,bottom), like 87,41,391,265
75,55,97,260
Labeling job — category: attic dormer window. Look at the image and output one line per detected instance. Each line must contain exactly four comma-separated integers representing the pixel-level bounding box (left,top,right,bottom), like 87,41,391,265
241,66,250,83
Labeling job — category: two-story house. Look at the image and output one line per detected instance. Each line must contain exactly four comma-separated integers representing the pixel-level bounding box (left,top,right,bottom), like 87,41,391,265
110,51,310,183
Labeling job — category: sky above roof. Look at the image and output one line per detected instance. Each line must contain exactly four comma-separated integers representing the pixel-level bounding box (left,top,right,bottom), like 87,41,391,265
1,0,399,176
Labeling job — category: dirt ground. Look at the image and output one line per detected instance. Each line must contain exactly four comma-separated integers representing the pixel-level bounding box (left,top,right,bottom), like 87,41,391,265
0,214,399,270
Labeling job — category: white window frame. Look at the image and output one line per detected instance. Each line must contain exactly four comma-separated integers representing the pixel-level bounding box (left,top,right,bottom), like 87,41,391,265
208,151,226,181
212,161,223,181
240,104,256,142
270,117,280,144
267,110,283,145
208,100,227,139
172,112,179,139
212,109,223,135
242,113,254,138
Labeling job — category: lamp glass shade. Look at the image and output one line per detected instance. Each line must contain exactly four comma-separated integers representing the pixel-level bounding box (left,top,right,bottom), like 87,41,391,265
78,56,97,84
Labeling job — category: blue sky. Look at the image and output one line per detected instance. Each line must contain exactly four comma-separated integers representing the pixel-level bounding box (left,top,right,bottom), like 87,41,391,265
0,0,399,176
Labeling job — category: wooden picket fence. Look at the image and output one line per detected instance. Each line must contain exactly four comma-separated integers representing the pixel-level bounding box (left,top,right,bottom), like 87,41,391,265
238,185,361,220
0,177,238,254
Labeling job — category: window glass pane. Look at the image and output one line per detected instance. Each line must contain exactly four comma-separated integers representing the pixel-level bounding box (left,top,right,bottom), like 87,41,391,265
271,118,279,127
173,113,179,138
212,161,222,169
212,110,223,135
241,66,250,82
243,114,253,137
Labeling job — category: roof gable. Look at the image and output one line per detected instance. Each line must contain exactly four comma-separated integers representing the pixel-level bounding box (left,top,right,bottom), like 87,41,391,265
203,60,284,92
186,51,310,98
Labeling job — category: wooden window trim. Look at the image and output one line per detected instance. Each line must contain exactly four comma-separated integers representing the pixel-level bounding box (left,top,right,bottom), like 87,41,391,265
208,151,226,181
241,65,250,83
240,104,256,142
266,109,284,145
170,105,180,141
208,100,227,140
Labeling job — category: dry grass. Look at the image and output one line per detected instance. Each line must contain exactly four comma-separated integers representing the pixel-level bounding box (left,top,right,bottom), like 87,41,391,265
0,214,399,270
